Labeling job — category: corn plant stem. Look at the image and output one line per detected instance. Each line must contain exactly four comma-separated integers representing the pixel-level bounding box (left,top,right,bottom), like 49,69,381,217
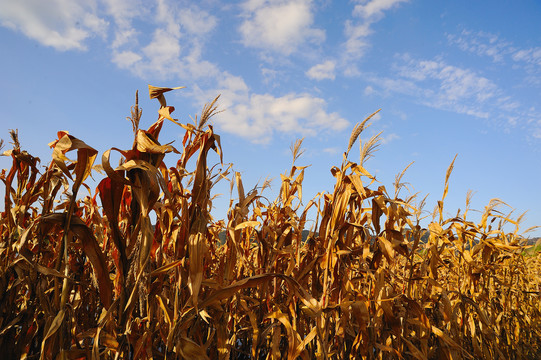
56,184,80,352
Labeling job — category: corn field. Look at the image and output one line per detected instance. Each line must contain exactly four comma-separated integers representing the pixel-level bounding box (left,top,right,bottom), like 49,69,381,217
0,86,540,359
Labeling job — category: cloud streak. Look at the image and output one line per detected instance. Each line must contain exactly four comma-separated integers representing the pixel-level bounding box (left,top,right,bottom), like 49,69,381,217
300,0,411,79
353,0,410,20
447,30,513,63
368,54,541,137
373,55,500,118
448,29,541,85
340,0,409,75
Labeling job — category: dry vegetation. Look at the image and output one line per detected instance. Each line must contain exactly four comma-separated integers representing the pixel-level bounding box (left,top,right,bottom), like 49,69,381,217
1,86,540,359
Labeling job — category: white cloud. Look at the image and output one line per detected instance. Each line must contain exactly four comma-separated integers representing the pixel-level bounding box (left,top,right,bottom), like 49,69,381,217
178,6,217,36
120,40,220,82
353,0,410,20
103,0,144,23
261,68,287,88
142,28,181,68
102,0,146,49
105,0,220,81
199,73,349,143
370,56,497,116
83,12,108,36
218,93,349,143
102,0,218,80
340,0,409,75
111,28,139,49
112,50,142,68
239,0,324,55
343,21,371,60
376,76,427,98
306,60,336,80
0,0,107,51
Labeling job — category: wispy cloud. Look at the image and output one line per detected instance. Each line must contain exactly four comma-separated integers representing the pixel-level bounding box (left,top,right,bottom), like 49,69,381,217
343,21,372,64
448,29,541,84
447,30,513,63
323,147,339,155
238,0,324,56
0,0,108,51
102,0,145,48
373,55,499,118
369,54,541,136
364,85,375,95
340,0,409,75
306,60,336,80
300,0,410,78
512,47,541,84
396,56,499,106
177,5,217,36
352,0,410,20
106,1,347,143
261,67,279,85
112,50,142,68
513,47,541,66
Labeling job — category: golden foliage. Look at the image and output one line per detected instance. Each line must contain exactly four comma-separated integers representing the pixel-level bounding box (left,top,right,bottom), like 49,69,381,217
0,87,540,359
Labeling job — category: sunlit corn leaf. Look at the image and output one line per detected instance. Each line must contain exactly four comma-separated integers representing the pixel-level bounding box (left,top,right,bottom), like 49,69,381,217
267,310,304,359
135,129,178,154
148,85,185,107
234,220,260,231
49,131,97,187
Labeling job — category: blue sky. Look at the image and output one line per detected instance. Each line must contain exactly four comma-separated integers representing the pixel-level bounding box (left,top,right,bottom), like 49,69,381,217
1,0,540,237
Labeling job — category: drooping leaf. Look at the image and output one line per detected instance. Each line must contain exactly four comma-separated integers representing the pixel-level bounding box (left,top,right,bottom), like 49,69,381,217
148,85,185,107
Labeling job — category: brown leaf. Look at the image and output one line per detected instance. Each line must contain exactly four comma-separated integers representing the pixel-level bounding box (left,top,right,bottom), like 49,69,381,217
40,309,65,358
178,337,209,360
267,310,303,359
41,213,113,308
135,130,178,154
49,132,98,188
148,85,185,107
